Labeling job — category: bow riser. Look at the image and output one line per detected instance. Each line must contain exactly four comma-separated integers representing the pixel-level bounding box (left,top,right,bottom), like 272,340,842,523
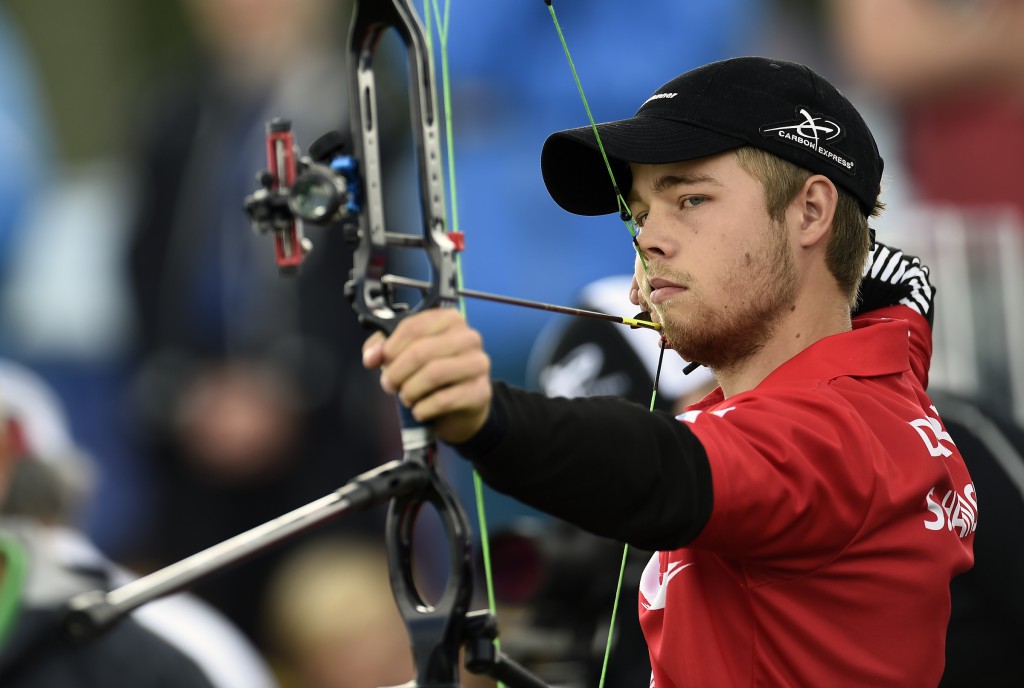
347,3,472,686
347,0,458,337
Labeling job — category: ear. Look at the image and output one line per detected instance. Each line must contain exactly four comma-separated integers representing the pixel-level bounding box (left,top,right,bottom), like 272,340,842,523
791,175,837,249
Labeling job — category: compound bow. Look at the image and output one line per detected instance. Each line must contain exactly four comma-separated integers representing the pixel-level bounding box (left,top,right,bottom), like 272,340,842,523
63,1,661,685
62,1,552,686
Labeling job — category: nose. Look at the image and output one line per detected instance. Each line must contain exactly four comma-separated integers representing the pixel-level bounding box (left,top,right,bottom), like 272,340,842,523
635,211,675,259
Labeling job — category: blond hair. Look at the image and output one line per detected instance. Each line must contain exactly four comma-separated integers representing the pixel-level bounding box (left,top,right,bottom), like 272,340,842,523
733,146,882,305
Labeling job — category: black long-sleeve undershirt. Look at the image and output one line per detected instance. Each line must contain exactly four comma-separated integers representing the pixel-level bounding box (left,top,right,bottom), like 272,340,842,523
452,382,713,551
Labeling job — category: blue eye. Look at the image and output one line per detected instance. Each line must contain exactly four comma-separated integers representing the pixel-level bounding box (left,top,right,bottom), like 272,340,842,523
683,196,706,208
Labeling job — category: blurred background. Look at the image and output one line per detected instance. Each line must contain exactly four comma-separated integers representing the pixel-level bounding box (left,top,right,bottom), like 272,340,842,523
0,0,1021,686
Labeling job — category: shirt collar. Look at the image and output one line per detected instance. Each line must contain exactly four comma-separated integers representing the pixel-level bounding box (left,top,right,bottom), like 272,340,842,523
691,317,911,408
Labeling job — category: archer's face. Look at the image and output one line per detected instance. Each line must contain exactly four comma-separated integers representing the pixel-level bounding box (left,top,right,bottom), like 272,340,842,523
629,153,798,371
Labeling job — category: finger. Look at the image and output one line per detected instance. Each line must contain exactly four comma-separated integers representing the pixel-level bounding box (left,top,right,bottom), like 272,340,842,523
380,308,467,363
374,309,479,397
631,255,650,307
629,274,641,306
383,325,486,403
399,345,490,410
369,310,468,393
410,374,493,444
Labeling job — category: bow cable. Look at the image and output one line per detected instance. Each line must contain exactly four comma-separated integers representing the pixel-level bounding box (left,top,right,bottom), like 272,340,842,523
423,0,505,671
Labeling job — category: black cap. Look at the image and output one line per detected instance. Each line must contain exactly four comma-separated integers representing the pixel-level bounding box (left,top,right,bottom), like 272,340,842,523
541,56,883,218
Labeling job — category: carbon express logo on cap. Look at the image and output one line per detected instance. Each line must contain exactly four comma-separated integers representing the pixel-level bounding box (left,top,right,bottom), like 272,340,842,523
759,108,856,175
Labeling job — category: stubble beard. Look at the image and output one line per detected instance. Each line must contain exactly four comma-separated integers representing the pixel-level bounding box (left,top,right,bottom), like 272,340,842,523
656,223,798,372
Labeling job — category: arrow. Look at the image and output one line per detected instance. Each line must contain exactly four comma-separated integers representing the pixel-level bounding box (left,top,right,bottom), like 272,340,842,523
380,274,662,331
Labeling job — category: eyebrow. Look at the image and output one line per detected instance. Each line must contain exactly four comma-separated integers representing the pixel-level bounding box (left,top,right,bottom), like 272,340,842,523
627,173,722,206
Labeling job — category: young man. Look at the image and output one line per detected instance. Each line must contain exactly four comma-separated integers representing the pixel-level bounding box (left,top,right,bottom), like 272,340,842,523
362,57,975,687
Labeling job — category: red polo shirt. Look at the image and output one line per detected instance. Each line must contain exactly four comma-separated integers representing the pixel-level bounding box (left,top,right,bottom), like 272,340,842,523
640,306,975,687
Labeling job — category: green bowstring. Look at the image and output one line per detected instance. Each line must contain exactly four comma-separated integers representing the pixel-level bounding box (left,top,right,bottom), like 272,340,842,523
426,4,666,686
546,1,666,686
545,0,648,272
424,0,503,677
0,535,28,648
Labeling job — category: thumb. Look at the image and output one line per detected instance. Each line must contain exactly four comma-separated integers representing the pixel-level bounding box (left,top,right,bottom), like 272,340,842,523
362,332,387,369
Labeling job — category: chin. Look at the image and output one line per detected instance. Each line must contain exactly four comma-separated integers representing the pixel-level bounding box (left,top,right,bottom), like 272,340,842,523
663,322,727,370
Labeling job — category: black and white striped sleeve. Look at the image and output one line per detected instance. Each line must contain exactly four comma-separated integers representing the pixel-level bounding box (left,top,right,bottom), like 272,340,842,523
854,241,936,326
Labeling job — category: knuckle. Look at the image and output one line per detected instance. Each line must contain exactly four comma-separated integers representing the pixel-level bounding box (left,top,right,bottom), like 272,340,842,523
463,327,484,349
439,308,464,327
474,351,491,376
419,360,447,390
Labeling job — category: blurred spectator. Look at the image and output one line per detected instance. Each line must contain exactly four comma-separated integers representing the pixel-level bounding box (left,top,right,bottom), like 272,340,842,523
528,275,716,415
830,0,1024,218
0,4,141,563
828,18,1024,677
486,517,654,688
121,0,404,647
262,536,413,688
0,358,277,687
0,5,55,275
926,390,1024,687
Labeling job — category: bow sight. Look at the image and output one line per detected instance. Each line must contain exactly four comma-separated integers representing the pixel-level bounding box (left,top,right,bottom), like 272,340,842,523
243,122,361,274
243,123,660,334
244,0,462,343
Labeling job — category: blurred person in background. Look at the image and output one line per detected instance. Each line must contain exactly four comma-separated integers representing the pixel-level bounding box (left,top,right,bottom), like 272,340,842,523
827,0,1024,417
923,389,1024,686
830,0,1024,219
262,536,414,688
263,535,506,688
528,275,717,416
0,358,277,687
122,0,405,648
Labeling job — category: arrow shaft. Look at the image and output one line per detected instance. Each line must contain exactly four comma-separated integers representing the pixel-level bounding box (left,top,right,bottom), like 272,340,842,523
380,274,661,331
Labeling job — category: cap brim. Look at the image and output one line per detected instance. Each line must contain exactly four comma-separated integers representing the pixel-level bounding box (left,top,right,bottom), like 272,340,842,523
541,116,747,216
